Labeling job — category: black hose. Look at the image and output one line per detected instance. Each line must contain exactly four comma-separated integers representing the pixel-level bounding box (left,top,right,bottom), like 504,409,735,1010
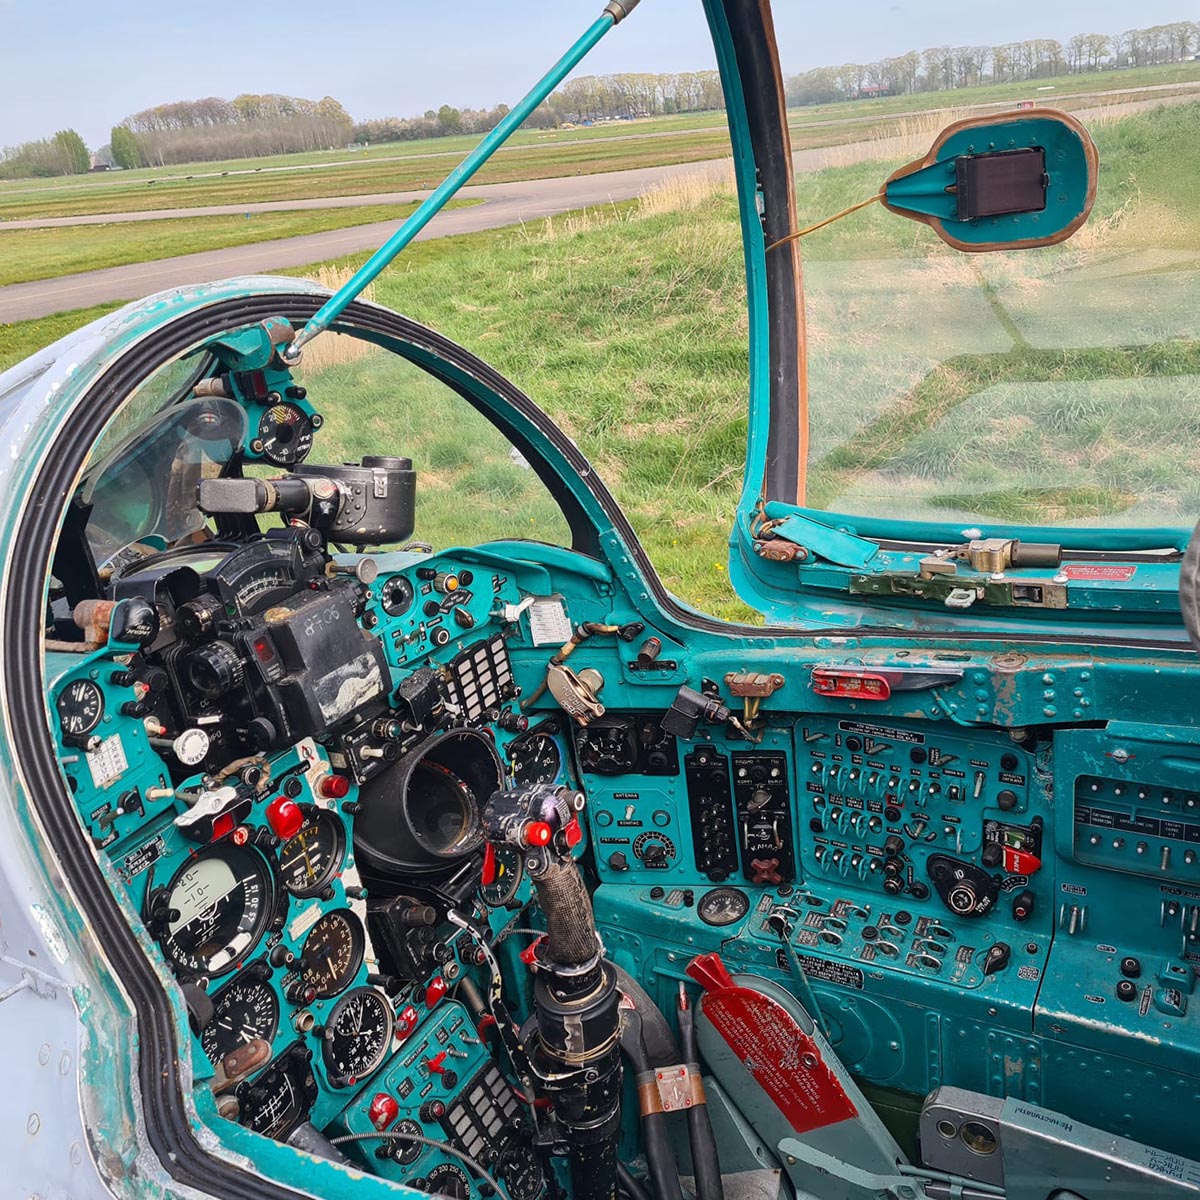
677,985,724,1200
617,1163,655,1200
620,1008,684,1200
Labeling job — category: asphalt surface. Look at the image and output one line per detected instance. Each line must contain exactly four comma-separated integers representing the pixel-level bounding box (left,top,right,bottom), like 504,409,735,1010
1,88,1194,325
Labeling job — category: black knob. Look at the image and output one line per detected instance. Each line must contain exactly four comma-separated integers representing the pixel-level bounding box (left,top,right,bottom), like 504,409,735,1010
883,835,905,857
120,699,150,717
423,600,441,617
1116,979,1138,1002
419,1100,447,1122
948,883,978,913
416,567,438,581
649,886,665,900
245,717,277,749
642,842,667,863
187,641,243,697
1012,890,1035,921
608,852,630,871
997,790,1018,811
431,627,451,647
140,666,170,694
1120,956,1142,979
883,876,903,896
269,945,295,968
981,843,1003,868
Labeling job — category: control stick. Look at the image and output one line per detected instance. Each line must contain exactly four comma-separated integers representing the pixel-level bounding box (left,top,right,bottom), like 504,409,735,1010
482,784,622,1200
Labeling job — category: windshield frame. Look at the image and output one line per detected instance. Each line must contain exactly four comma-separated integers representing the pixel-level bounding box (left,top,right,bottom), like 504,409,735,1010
712,0,1195,638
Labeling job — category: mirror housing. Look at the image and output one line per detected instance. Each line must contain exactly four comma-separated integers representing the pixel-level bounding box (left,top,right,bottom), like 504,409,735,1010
882,108,1098,253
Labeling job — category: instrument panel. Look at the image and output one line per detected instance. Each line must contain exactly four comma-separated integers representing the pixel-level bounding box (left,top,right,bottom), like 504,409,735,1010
47,543,568,1193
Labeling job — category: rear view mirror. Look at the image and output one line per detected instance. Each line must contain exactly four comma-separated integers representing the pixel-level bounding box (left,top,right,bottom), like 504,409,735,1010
882,109,1097,253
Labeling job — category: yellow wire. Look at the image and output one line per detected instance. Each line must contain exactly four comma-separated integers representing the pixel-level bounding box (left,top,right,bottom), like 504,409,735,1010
767,191,884,253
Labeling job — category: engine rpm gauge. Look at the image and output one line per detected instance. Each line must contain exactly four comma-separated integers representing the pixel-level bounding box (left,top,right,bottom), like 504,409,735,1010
256,402,314,466
278,807,347,898
300,908,364,998
160,843,277,978
697,886,750,928
481,843,524,908
55,679,104,739
321,987,394,1088
201,969,280,1065
508,731,561,787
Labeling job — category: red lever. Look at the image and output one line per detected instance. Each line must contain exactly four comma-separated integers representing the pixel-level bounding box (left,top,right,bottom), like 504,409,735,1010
563,816,583,848
812,669,891,700
1003,846,1042,876
425,975,448,1008
481,842,497,886
266,796,304,840
424,1051,448,1076
686,952,737,993
520,935,546,966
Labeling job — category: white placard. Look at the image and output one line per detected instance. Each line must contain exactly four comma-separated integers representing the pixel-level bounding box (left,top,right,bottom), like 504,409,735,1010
86,734,128,789
528,597,572,647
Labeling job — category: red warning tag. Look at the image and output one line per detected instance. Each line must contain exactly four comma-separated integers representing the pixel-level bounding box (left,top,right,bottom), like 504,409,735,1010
687,953,857,1134
1061,564,1136,582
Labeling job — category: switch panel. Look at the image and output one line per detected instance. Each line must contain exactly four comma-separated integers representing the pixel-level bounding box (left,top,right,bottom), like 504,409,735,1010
731,750,795,885
685,747,739,881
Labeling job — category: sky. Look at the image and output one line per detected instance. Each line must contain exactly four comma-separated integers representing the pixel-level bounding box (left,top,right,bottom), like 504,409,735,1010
0,0,1193,149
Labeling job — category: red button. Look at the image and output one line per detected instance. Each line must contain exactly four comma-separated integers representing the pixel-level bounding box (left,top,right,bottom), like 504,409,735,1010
368,1093,399,1131
563,817,583,848
524,821,552,847
266,796,304,840
425,976,448,1008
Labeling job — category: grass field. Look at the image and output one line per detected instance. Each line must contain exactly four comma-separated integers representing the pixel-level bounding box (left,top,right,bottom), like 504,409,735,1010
3,60,1197,223
0,201,480,287
3,100,1197,618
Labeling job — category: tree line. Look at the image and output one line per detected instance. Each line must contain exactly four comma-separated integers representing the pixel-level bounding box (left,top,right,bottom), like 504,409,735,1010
786,21,1200,104
2,19,1197,179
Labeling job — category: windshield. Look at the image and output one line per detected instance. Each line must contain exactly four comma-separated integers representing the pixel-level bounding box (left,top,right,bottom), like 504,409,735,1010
774,9,1200,534
80,394,246,566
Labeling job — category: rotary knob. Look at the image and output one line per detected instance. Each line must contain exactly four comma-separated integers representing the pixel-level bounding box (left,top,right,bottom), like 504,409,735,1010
186,641,243,698
947,882,978,914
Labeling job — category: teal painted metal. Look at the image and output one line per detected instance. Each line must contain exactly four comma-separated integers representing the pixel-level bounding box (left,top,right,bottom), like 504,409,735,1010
289,7,627,354
884,115,1095,247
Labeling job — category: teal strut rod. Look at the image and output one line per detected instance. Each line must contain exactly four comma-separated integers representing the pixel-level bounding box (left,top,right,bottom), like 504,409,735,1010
286,0,641,358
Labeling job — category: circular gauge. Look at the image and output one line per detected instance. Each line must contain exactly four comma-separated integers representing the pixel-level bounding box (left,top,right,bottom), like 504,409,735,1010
257,402,314,466
481,843,524,908
381,576,415,617
160,843,278,978
389,1118,425,1165
278,807,347,898
56,679,104,739
425,1165,470,1199
235,1045,317,1139
201,970,280,1065
300,908,364,998
321,987,394,1088
696,886,751,928
509,731,561,787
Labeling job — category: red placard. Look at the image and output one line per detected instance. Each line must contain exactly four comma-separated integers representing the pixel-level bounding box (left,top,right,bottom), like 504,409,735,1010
1061,564,1136,582
687,954,857,1134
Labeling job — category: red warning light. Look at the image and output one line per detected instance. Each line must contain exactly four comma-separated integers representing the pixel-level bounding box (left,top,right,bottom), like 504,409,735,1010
316,773,351,800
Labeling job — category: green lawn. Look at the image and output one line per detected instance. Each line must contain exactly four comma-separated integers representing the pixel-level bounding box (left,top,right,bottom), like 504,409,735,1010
0,201,480,287
3,59,1196,222
3,100,1197,618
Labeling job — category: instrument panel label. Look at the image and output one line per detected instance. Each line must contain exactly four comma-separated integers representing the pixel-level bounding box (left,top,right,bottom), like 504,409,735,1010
838,720,923,744
122,836,166,880
776,950,865,991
